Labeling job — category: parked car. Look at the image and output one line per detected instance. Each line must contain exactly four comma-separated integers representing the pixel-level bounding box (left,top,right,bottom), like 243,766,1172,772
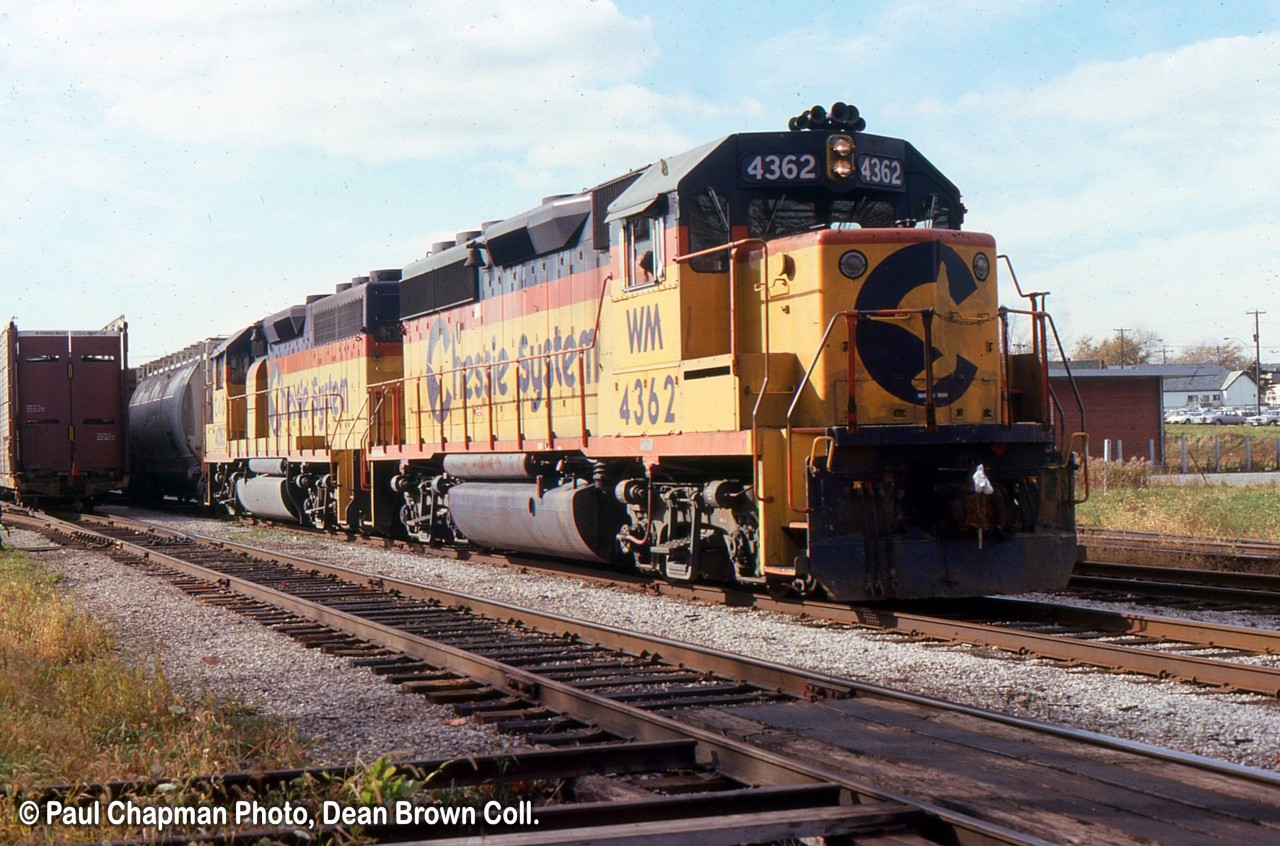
1247,409,1280,426
1164,408,1197,424
1204,408,1248,425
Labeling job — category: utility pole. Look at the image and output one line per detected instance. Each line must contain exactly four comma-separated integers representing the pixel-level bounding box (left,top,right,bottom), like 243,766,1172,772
1114,327,1128,368
1249,310,1266,414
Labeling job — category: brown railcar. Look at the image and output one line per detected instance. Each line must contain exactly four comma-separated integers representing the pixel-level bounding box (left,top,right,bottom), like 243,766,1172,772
0,320,130,504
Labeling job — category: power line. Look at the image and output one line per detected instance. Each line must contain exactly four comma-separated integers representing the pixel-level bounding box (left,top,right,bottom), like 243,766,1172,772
1114,327,1128,368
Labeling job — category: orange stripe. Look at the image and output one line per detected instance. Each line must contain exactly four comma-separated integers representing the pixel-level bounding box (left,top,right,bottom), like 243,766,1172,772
368,430,752,463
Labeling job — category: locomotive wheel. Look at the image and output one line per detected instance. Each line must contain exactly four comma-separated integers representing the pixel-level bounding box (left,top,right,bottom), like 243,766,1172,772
766,574,820,599
793,573,820,597
766,578,795,599
399,504,432,544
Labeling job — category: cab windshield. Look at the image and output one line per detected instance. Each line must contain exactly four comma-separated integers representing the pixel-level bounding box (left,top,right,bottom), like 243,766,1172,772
748,194,897,239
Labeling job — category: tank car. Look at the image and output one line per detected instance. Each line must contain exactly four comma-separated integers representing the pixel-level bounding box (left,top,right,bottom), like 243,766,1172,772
0,319,130,504
127,338,223,500
360,103,1083,600
202,272,403,528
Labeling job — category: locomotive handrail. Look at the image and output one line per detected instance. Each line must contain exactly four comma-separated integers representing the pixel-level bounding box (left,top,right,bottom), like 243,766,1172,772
1002,307,1088,452
1043,310,1087,439
841,308,947,431
1041,310,1089,503
674,238,771,376
784,306,948,513
367,336,593,450
229,384,346,459
337,390,375,452
366,273,614,453
996,253,1086,445
675,239,775,502
784,304,1071,514
784,310,845,513
997,253,1049,311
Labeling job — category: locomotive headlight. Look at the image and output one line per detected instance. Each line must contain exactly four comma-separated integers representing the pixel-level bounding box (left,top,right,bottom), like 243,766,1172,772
972,252,990,281
839,250,868,279
826,133,855,181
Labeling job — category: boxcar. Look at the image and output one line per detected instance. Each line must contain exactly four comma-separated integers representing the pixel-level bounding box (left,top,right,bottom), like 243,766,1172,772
0,319,130,504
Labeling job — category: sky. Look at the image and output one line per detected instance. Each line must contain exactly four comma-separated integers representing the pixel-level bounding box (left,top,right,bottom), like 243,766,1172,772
3,0,1280,364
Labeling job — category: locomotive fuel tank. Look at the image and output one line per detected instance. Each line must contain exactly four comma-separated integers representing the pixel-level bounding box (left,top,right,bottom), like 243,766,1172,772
446,481,623,564
235,458,305,523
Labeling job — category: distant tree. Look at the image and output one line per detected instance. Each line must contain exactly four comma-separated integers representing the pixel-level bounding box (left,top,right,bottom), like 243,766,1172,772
1069,328,1160,367
1176,341,1252,372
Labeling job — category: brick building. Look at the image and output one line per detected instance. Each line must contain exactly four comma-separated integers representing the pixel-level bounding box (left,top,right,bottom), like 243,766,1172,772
1048,369,1164,464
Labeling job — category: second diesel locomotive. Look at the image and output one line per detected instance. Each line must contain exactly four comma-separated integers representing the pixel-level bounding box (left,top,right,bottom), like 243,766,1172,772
135,104,1082,601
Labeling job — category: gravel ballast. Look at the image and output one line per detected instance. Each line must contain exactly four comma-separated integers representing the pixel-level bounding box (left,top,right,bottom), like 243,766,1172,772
7,527,516,767
20,511,1280,771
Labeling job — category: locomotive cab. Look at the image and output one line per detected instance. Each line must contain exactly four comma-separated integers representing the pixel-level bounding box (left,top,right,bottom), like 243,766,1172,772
590,103,1079,599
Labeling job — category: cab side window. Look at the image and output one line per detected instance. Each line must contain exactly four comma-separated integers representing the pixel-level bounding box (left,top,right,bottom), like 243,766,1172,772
625,213,664,289
687,190,730,273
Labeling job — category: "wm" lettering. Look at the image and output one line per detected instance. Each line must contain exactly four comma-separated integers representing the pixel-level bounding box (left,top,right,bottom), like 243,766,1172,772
626,305,664,354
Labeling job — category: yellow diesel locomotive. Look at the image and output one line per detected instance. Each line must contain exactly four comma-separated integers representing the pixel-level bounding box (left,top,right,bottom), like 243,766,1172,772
197,103,1080,600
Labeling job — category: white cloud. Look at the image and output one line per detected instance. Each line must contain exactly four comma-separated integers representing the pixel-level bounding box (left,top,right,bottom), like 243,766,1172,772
931,33,1280,347
1032,223,1280,352
956,33,1280,235
0,0,732,355
5,3,1278,360
3,0,704,171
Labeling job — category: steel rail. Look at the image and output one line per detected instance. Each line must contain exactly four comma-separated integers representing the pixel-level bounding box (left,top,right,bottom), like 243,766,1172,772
1081,526,1280,562
1071,574,1280,607
211,536,1280,697
965,596,1280,654
1074,560,1280,599
53,507,1280,695
883,597,1280,696
8,509,1051,846
54,510,1280,787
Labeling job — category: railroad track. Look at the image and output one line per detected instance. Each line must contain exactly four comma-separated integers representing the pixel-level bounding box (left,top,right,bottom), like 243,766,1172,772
898,596,1280,695
286,517,1280,696
1080,526,1280,569
108,509,1280,695
652,584,1280,697
1072,560,1280,608
7,507,1280,845
0,508,1021,845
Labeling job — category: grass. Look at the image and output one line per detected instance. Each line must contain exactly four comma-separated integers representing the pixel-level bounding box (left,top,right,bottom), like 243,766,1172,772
0,544,550,844
1161,423,1280,472
1074,425,1280,540
0,547,309,843
1078,461,1280,540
